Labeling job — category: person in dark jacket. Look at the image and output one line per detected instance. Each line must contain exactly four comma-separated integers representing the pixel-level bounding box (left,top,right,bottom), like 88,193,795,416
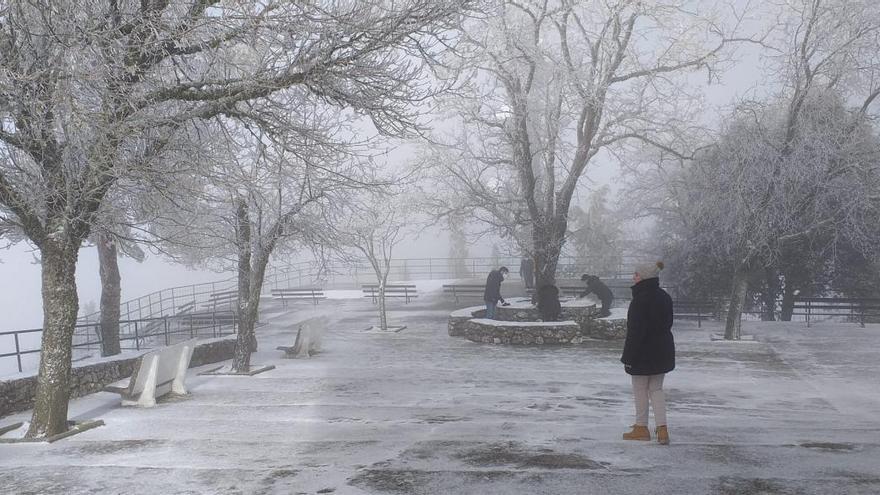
621,261,674,445
483,266,509,319
580,274,614,317
519,257,535,289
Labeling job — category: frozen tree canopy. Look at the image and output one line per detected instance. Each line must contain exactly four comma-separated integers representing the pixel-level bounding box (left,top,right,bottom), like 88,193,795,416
0,3,879,492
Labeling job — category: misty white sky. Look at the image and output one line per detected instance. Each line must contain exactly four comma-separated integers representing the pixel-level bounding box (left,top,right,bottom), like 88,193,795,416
0,23,771,333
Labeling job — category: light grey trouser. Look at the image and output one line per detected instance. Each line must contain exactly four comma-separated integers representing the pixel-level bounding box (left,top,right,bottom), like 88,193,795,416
631,374,667,427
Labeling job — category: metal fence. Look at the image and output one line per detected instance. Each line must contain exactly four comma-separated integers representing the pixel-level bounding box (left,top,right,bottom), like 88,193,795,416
2,255,637,376
74,256,639,324
1,312,238,375
265,256,640,290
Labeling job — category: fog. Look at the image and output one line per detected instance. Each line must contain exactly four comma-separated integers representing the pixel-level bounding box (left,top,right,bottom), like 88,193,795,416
0,47,767,334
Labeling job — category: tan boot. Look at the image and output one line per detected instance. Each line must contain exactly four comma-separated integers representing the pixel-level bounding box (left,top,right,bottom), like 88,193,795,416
656,425,669,445
622,425,651,441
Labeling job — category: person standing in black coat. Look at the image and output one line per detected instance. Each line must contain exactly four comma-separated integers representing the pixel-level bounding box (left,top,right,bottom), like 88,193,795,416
621,261,674,445
483,266,509,319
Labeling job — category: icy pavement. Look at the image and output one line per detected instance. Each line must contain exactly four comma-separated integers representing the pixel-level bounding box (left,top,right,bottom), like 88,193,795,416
1,295,880,494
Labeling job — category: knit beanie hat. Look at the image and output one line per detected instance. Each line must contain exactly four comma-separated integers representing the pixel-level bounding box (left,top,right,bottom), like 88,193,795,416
635,261,664,279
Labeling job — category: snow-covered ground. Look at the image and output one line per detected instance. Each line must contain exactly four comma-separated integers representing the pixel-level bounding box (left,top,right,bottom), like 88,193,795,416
2,292,880,494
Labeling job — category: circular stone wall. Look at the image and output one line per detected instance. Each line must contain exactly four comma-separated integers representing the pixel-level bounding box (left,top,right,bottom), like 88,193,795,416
447,298,628,343
464,319,584,344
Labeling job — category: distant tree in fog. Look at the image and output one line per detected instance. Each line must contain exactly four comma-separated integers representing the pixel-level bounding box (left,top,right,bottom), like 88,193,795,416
640,93,880,338
425,0,750,289
568,187,623,277
333,190,413,332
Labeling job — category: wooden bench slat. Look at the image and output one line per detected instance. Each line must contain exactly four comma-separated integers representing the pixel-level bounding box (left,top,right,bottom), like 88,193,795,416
792,297,880,327
271,288,325,305
362,285,418,303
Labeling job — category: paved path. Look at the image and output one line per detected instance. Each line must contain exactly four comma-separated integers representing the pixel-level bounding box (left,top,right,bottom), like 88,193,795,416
1,295,879,494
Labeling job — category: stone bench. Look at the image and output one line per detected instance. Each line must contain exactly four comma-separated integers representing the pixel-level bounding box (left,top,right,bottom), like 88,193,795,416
102,339,196,407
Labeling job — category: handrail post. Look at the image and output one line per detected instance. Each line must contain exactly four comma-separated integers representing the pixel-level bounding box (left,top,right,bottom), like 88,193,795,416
806,299,811,328
14,332,22,373
164,317,169,346
135,321,140,350
859,302,866,328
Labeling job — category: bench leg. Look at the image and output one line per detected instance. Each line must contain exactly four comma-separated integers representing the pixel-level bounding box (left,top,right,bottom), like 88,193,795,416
136,355,160,407
172,344,194,395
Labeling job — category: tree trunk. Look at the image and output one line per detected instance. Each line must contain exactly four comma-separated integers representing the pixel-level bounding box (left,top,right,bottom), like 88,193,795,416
26,242,80,438
97,234,121,356
780,286,796,322
532,219,565,289
779,268,798,321
724,266,749,340
760,267,777,322
231,257,272,373
232,281,264,373
231,199,253,373
378,276,388,331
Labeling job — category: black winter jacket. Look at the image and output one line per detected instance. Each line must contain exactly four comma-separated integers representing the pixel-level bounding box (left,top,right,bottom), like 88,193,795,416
483,270,505,303
581,277,614,305
621,278,675,375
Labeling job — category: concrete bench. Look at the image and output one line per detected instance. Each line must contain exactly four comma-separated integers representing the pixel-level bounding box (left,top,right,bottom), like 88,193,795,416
102,339,196,407
271,288,325,306
277,322,322,358
362,284,418,304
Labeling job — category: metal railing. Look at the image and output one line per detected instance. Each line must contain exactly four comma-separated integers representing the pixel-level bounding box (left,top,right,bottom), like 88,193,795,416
0,255,636,375
1,311,238,375
265,256,640,290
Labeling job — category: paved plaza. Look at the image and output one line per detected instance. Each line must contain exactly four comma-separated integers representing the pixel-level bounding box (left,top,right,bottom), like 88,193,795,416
2,291,879,494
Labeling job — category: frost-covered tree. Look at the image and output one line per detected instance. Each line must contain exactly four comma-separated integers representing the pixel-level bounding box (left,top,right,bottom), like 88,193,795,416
151,115,387,373
426,0,748,288
650,93,880,338
447,214,471,278
628,0,880,338
0,0,469,438
335,191,412,332
713,0,880,338
569,187,622,276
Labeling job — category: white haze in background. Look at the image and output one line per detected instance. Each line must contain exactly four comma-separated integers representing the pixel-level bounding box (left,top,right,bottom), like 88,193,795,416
0,13,770,334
